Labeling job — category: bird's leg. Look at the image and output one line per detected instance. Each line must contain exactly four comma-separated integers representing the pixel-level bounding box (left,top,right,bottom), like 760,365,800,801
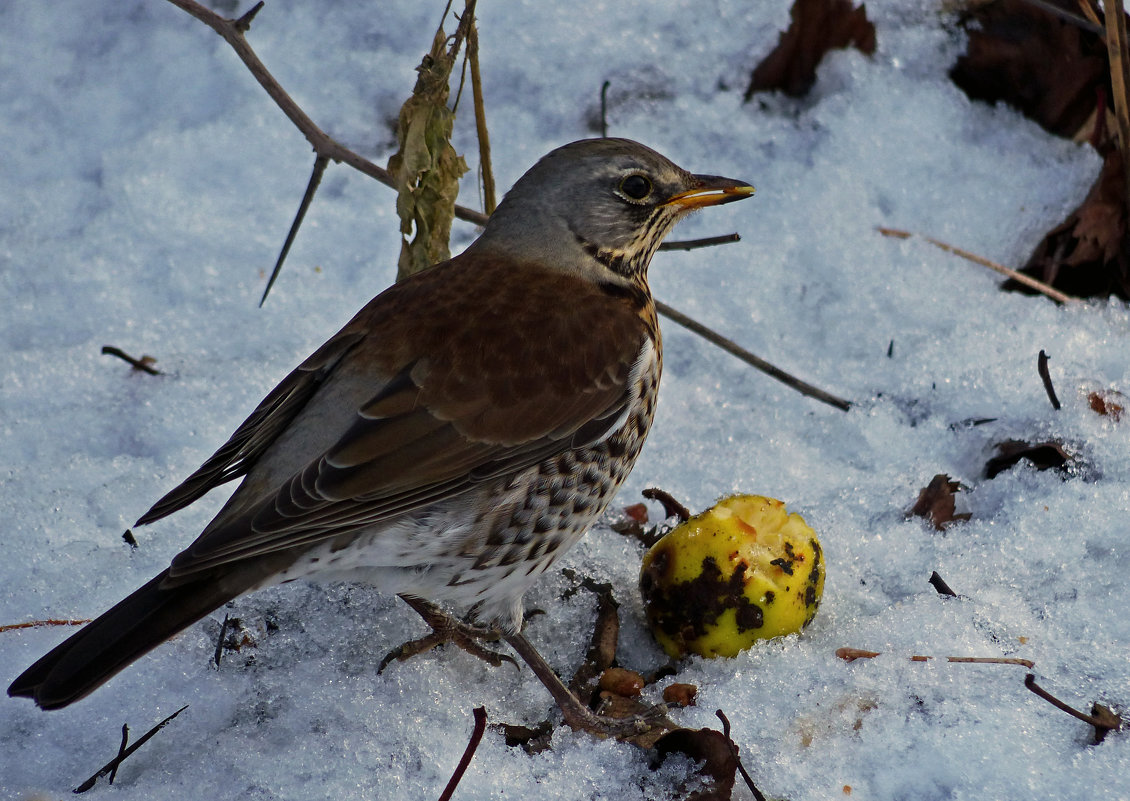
378,595,518,673
503,630,673,740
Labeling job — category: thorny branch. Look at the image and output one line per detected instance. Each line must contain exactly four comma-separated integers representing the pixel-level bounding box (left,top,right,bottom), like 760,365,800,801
164,0,853,410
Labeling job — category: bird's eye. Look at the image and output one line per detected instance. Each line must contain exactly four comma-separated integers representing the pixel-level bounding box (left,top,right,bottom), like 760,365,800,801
619,174,652,200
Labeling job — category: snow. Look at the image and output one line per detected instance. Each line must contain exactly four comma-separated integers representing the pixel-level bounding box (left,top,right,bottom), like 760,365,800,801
1,1,1127,798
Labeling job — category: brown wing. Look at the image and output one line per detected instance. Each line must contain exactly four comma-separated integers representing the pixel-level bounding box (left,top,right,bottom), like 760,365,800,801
165,254,652,578
135,329,367,526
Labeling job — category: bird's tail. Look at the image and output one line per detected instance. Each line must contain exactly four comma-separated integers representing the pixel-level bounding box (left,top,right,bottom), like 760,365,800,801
8,566,262,710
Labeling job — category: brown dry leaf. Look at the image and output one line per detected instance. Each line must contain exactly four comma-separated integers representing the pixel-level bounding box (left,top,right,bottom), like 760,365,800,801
984,440,1072,479
387,11,472,281
909,474,971,531
1010,148,1130,299
652,727,739,801
1088,389,1127,420
744,0,876,99
949,0,1110,140
950,0,1130,300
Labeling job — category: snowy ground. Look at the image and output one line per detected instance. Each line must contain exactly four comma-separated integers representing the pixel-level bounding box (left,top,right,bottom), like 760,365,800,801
2,1,1128,799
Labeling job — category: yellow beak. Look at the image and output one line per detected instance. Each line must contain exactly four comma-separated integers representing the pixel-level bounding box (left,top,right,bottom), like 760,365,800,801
663,176,755,210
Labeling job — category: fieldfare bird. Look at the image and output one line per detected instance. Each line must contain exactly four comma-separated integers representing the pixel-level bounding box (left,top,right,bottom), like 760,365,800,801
9,138,753,734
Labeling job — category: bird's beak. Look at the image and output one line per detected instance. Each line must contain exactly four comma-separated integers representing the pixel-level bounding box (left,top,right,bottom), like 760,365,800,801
663,175,755,210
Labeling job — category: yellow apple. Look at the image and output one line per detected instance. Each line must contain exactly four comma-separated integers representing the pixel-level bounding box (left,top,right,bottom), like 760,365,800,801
639,495,824,659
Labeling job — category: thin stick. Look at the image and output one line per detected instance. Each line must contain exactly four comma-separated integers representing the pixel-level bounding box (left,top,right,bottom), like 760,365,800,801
213,613,231,668
0,618,91,633
108,724,130,785
641,487,691,523
1104,0,1130,212
467,21,496,216
656,300,853,411
876,227,1078,304
600,80,611,138
260,154,328,306
715,710,767,801
1037,350,1061,410
1024,674,1121,731
73,706,190,793
660,233,741,251
101,346,162,375
165,1,838,407
1075,0,1103,30
836,647,1034,668
436,707,488,801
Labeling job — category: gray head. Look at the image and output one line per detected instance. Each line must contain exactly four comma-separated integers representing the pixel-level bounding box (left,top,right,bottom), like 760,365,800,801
469,138,753,285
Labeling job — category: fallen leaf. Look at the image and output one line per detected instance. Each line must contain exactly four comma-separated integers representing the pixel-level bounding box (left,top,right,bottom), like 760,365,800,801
652,727,739,801
984,440,1072,479
744,0,876,99
1008,148,1130,300
1088,389,1126,421
909,474,971,530
949,0,1110,140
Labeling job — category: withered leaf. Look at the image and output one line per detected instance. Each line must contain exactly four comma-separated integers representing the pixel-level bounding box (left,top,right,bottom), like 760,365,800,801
1008,147,1130,300
949,0,1110,140
909,474,970,531
498,720,554,754
652,727,739,801
387,14,471,281
985,440,1072,479
744,0,876,99
1088,389,1126,421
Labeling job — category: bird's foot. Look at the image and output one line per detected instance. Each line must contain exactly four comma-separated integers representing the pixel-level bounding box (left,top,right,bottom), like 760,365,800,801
504,630,677,742
378,595,518,674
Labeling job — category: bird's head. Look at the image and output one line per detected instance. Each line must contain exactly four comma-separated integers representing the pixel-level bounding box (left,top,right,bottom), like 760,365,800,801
469,138,754,285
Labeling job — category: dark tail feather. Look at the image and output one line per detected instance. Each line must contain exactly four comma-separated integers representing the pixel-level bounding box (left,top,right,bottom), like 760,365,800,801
8,567,256,710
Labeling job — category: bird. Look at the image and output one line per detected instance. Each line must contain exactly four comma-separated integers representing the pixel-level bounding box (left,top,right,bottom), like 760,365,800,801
9,137,753,733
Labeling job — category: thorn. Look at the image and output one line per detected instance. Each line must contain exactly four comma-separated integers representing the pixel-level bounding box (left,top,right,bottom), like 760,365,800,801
233,1,265,33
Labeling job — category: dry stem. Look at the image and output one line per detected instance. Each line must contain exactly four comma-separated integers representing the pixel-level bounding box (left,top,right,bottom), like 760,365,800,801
877,227,1078,304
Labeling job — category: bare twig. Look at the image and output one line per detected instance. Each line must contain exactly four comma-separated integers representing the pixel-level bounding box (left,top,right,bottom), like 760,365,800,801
656,300,853,411
437,707,488,801
715,710,767,801
1104,0,1130,211
836,647,1034,668
1038,349,1062,410
0,618,91,633
600,80,611,138
165,1,845,407
74,706,190,793
101,346,162,375
213,613,231,668
1075,0,1103,31
1024,674,1124,742
107,724,130,785
641,487,692,523
660,232,741,251
877,227,1079,304
468,21,496,215
260,154,328,305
